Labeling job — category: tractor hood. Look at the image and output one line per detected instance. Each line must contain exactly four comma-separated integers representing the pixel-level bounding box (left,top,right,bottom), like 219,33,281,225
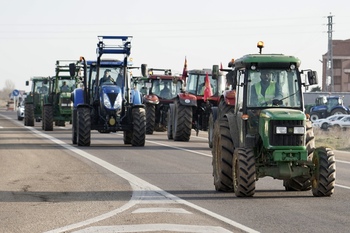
259,108,306,121
100,84,122,110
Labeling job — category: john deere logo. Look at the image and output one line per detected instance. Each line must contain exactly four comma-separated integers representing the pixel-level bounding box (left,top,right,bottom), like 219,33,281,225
287,127,293,134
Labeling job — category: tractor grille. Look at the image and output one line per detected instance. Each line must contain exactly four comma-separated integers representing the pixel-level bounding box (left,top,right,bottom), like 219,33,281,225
269,120,304,146
107,93,117,106
61,98,72,108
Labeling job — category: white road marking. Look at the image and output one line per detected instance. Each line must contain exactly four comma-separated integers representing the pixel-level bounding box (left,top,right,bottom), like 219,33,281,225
72,224,233,233
132,208,192,214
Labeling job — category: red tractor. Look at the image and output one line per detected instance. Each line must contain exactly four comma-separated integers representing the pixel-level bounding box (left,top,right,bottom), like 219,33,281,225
167,64,235,145
141,64,184,134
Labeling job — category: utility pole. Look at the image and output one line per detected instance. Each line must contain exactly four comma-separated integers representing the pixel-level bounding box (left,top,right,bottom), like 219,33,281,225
327,13,334,92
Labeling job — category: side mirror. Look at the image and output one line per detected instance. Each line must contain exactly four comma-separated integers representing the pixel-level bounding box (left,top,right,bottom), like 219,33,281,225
69,63,76,78
212,65,219,79
25,81,29,86
43,79,48,85
141,64,147,77
307,71,318,85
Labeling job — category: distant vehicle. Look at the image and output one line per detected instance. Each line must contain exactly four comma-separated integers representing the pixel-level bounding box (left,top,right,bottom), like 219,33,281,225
17,100,25,121
309,95,350,122
312,114,347,130
329,115,350,131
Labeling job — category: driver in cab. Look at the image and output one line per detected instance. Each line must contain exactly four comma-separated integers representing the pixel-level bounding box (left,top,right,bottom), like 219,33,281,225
100,69,115,85
251,70,282,106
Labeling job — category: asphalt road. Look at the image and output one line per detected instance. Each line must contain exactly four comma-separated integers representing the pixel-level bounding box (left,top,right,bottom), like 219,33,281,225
0,109,349,233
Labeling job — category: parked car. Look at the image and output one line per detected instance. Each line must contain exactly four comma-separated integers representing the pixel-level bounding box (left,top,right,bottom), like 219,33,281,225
312,114,348,130
329,115,350,131
17,101,25,121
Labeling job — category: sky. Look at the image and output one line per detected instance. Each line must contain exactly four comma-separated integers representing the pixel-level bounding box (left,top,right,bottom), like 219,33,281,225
1,0,350,92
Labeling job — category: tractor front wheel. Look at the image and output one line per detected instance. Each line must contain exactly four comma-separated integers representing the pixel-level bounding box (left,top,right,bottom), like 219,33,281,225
233,147,256,197
173,100,192,141
77,107,91,146
145,104,155,135
43,105,53,131
311,147,336,197
131,107,146,147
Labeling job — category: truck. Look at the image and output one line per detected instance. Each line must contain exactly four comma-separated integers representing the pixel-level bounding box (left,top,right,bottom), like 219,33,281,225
70,36,146,146
309,95,350,122
212,41,335,197
24,76,49,126
41,60,82,131
141,65,184,134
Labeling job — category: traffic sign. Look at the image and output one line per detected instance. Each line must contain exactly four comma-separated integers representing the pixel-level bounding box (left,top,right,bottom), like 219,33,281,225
12,89,19,96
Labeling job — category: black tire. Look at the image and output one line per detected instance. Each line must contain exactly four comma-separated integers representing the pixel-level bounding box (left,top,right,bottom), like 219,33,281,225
123,131,132,144
212,117,234,192
43,105,53,131
330,108,347,115
72,109,77,144
218,98,234,119
321,122,329,130
310,113,320,122
284,120,314,191
131,107,146,147
167,104,174,140
173,100,192,141
77,107,91,146
311,147,336,197
208,108,217,148
233,147,256,197
145,104,155,135
25,103,34,126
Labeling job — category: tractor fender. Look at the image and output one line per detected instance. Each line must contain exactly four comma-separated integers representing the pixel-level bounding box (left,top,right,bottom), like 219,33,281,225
177,93,197,106
73,88,85,108
143,94,159,105
222,90,236,106
130,89,143,105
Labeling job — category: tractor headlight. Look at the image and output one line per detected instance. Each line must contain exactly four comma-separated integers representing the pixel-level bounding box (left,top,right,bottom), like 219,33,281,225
293,126,305,134
276,126,287,134
114,93,122,109
103,93,112,108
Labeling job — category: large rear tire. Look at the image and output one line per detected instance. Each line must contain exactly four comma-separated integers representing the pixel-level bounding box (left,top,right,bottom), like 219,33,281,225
131,107,146,147
311,147,336,197
43,105,53,131
25,103,34,126
77,107,91,146
145,104,155,135
173,100,192,141
233,147,256,197
212,117,234,192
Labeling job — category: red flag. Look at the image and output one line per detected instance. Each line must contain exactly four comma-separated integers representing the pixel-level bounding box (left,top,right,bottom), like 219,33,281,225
181,56,188,79
203,72,213,101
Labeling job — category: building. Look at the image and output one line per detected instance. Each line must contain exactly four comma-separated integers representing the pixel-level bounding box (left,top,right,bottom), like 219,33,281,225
322,39,350,92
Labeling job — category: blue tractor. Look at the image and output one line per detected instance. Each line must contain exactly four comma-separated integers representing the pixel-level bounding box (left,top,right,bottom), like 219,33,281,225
70,36,146,146
309,95,350,122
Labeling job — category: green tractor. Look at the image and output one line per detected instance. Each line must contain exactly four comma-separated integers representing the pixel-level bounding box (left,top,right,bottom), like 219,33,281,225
212,41,336,197
41,60,82,131
24,76,49,126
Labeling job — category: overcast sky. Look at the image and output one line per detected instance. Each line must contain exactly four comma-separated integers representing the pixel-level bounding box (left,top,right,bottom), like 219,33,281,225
1,0,349,92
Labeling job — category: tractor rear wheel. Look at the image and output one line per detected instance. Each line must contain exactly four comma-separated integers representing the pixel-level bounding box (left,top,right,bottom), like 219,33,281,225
77,107,91,146
212,117,234,192
173,100,192,141
131,107,146,147
25,103,34,126
218,98,234,119
72,109,77,144
311,147,336,197
123,131,132,144
145,103,155,135
43,105,53,131
233,147,256,197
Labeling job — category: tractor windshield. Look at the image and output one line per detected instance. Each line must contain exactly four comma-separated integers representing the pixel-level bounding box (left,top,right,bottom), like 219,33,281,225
150,79,176,99
247,69,301,108
186,73,217,96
